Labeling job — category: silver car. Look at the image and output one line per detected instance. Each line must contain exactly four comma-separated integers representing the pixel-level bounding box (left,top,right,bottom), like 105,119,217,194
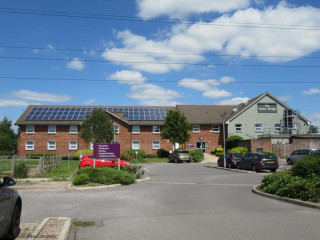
0,177,22,239
286,148,319,165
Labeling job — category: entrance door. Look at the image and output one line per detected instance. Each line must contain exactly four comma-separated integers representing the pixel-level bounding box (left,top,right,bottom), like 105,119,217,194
196,142,206,153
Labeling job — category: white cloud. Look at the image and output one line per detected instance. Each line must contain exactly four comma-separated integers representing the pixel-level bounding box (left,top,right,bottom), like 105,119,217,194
0,99,33,107
277,95,292,102
11,90,72,103
302,88,320,95
178,77,234,98
127,83,182,106
84,99,95,105
308,112,320,128
109,70,146,84
103,3,320,73
216,97,250,105
137,0,251,19
66,58,85,71
33,44,56,54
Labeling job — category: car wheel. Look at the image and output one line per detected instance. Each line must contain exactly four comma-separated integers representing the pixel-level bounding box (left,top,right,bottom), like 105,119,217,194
5,204,21,240
252,165,258,172
271,169,277,173
287,159,293,165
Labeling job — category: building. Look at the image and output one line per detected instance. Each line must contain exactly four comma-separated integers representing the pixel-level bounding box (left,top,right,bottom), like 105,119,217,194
15,92,310,156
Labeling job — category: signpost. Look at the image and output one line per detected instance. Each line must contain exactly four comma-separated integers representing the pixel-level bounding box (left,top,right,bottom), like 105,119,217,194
93,143,121,170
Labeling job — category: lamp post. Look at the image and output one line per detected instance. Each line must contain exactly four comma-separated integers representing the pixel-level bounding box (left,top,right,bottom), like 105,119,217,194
221,112,227,168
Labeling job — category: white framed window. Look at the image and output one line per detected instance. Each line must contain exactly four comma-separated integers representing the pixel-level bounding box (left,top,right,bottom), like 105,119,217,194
114,124,120,134
152,140,160,150
132,125,140,134
255,123,262,132
69,125,78,134
47,141,56,151
153,126,160,134
90,141,94,150
69,141,78,150
212,125,220,132
48,125,56,134
275,123,281,132
25,141,34,151
193,124,200,133
26,125,35,134
235,124,242,132
132,140,140,149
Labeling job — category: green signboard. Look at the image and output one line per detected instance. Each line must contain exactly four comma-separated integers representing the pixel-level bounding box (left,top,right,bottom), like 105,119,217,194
257,103,277,113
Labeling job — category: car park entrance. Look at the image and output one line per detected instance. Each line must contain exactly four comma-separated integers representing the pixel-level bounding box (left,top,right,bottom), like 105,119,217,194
196,142,206,153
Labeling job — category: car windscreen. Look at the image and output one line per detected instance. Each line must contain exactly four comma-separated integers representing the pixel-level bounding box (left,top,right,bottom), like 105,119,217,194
232,153,243,158
178,151,189,154
261,154,277,160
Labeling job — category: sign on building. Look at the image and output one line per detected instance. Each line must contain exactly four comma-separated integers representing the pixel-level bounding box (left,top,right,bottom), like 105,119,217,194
257,103,277,113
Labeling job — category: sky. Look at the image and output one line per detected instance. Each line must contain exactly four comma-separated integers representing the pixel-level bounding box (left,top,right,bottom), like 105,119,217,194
0,0,320,130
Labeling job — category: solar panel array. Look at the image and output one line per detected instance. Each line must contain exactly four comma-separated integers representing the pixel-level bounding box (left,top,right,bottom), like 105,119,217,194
24,107,169,121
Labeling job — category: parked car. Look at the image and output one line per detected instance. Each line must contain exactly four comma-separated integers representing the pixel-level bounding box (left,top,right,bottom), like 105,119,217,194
79,154,132,168
168,150,191,163
0,177,22,240
217,152,244,168
238,152,279,172
286,148,319,165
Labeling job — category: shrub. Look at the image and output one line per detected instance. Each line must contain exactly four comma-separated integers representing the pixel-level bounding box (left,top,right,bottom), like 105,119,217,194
211,148,224,157
74,150,93,158
119,171,135,185
73,173,90,185
263,151,276,156
124,150,147,159
157,148,170,158
26,153,56,159
62,156,79,160
261,170,291,188
120,152,134,161
146,154,157,158
229,147,248,155
226,135,243,150
291,155,320,178
14,162,29,178
190,150,204,162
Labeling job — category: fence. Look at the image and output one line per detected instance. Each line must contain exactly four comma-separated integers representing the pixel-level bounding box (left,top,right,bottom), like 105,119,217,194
0,155,62,178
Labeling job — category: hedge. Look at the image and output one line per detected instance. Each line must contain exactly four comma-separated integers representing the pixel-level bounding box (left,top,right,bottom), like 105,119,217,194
291,155,320,178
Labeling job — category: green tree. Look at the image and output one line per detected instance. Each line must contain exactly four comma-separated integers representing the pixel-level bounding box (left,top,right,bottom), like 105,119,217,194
161,110,191,150
309,125,318,134
0,117,17,155
80,109,114,144
226,135,243,150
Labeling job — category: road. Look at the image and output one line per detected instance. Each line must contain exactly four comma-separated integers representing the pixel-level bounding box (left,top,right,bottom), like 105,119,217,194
20,163,320,240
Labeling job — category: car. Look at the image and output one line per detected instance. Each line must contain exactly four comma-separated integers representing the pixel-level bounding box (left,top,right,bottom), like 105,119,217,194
217,152,244,168
238,152,279,172
168,149,191,163
0,177,22,240
79,154,132,168
286,148,319,165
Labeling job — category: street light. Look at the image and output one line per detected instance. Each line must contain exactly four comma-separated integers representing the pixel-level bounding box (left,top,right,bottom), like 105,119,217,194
221,112,227,168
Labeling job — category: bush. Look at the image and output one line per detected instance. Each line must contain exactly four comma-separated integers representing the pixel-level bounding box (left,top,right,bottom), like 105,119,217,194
146,154,157,158
74,150,93,158
73,173,90,185
263,151,276,156
228,147,248,155
14,162,29,178
157,148,170,158
119,171,135,185
211,148,224,157
226,135,243,150
261,170,291,188
26,153,56,159
190,150,204,162
123,150,146,159
62,156,79,160
120,152,134,161
291,155,320,178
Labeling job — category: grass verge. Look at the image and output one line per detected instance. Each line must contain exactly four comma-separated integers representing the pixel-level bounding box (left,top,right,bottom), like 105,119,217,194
37,160,79,179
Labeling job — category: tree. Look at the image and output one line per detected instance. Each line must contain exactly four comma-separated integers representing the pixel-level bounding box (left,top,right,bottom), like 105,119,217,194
80,109,114,145
226,135,243,150
309,125,318,134
0,117,17,155
161,110,191,149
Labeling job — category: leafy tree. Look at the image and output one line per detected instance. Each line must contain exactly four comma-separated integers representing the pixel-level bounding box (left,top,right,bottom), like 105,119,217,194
161,110,191,150
309,125,318,134
80,109,114,145
0,117,17,155
226,135,243,150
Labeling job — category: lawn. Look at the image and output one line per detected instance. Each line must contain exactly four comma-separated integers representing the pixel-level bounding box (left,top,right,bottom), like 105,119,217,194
38,160,79,180
130,157,168,163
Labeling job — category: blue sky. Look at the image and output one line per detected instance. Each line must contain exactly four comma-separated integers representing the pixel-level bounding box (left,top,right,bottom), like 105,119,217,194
1,0,320,129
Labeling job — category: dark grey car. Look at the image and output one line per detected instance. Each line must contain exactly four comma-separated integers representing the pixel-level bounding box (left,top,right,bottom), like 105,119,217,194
217,152,244,168
286,148,319,165
238,152,279,172
0,177,22,239
168,150,191,163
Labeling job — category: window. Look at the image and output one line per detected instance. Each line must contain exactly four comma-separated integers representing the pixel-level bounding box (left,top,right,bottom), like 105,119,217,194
153,140,160,150
132,140,140,149
48,125,56,134
132,125,140,134
47,141,56,151
69,141,78,150
153,126,160,134
212,125,220,132
235,124,242,132
90,142,94,150
25,141,34,151
275,124,281,132
114,124,120,134
26,125,35,134
193,124,200,133
69,125,78,134
255,124,262,132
